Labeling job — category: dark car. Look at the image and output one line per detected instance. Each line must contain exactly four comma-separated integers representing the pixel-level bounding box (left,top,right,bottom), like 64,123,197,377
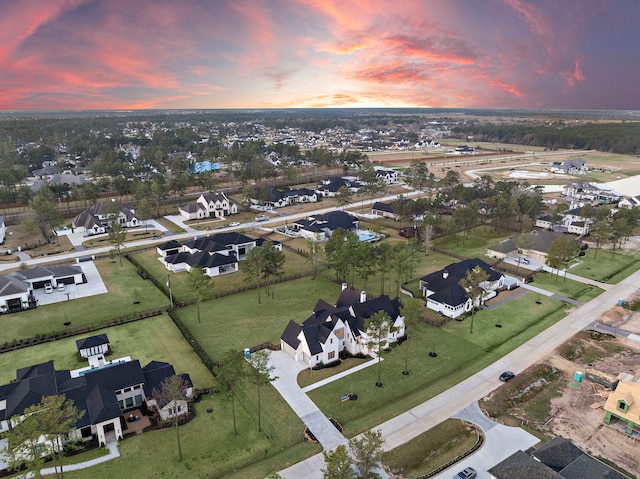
455,467,477,479
499,371,515,382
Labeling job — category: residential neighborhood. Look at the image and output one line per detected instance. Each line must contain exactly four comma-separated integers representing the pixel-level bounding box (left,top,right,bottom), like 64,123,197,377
0,109,639,479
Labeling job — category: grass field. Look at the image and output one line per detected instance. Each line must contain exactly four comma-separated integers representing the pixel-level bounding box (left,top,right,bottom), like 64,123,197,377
0,314,215,389
129,243,312,305
568,248,640,283
530,271,604,301
433,227,512,261
175,277,343,355
382,419,478,478
0,258,169,343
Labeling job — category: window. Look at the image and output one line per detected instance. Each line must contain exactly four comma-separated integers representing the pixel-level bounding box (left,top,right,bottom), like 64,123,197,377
618,400,629,413
124,387,132,393
133,385,141,390
328,351,336,360
125,397,134,408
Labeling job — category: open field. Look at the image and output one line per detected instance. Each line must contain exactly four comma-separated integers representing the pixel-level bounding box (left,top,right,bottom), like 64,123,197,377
0,258,169,343
0,314,215,389
433,226,513,261
174,277,342,355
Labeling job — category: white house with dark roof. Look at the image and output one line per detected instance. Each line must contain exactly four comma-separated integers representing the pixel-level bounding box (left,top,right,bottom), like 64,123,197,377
157,232,279,277
72,200,139,235
292,210,358,241
0,341,192,454
618,195,640,210
315,177,361,197
248,185,318,209
549,158,588,174
179,192,237,220
280,285,405,367
76,334,111,364
419,258,504,318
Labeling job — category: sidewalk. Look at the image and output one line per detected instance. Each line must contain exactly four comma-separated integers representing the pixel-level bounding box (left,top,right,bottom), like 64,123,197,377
37,442,119,476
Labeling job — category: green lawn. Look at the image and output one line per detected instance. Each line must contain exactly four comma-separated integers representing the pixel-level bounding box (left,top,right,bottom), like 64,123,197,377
0,314,215,389
306,293,570,436
65,393,320,479
568,248,640,283
531,271,604,301
130,244,312,305
0,258,169,344
433,226,512,260
382,419,478,478
175,278,342,355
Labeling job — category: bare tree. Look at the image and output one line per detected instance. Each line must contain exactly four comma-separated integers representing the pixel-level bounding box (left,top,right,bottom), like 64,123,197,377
153,375,190,461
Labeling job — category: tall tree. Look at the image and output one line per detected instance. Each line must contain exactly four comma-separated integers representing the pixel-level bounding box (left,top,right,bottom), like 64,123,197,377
348,429,385,479
306,234,324,290
407,159,428,192
136,198,152,233
400,298,423,375
354,242,376,291
153,375,190,462
186,265,210,322
219,350,247,436
261,241,286,299
365,310,390,387
242,244,267,303
247,350,276,432
374,242,393,296
458,266,489,333
546,237,580,281
108,223,127,267
6,394,84,479
322,444,355,479
325,229,359,284
29,186,63,243
335,185,353,210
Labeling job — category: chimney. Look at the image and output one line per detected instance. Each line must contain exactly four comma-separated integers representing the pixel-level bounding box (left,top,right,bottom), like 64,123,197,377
443,270,449,279
360,291,367,303
342,282,348,291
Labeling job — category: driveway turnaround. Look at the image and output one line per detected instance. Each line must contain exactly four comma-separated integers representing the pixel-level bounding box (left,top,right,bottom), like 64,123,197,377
279,266,640,479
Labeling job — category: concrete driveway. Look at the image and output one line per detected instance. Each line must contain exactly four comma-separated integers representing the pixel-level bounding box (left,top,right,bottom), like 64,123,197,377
267,351,347,452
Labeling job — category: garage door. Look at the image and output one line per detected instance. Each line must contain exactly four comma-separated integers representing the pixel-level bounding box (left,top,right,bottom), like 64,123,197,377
58,277,76,285
32,280,51,289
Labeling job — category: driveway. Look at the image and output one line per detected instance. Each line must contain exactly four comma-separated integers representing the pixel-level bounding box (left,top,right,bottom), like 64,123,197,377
268,351,347,451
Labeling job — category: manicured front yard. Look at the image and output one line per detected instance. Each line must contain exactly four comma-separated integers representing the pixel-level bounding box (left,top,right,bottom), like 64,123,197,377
568,248,640,283
306,293,570,436
530,271,603,301
0,258,169,344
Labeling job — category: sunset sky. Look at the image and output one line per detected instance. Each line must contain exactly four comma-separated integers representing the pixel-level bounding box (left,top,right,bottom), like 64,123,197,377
1,0,638,111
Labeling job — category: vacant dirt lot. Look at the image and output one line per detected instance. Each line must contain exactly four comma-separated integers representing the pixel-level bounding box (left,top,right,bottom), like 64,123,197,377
527,308,640,476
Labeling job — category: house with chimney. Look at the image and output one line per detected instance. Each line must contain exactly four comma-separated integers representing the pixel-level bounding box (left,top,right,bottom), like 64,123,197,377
0,334,192,452
419,258,504,319
72,200,139,235
178,192,238,220
280,285,405,367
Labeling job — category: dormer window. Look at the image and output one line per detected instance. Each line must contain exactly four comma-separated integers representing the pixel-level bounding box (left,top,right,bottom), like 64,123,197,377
617,400,629,413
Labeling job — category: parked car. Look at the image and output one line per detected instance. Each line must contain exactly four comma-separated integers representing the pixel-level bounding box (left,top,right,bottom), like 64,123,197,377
454,467,477,479
255,215,269,222
58,283,65,292
228,221,240,227
499,371,515,382
44,283,53,294
516,257,530,264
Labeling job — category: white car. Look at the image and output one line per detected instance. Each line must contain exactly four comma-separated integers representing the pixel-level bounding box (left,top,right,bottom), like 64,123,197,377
228,222,240,227
58,283,65,292
44,283,53,294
